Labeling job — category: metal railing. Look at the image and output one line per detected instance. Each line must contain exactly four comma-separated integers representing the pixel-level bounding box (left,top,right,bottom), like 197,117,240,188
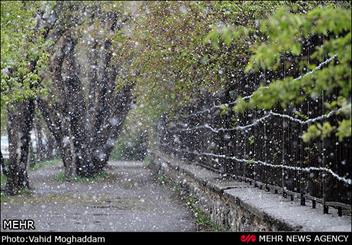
157,56,352,217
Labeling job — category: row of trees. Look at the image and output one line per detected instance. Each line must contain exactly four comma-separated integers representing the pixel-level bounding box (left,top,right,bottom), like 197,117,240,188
1,1,350,195
1,2,135,194
117,1,350,148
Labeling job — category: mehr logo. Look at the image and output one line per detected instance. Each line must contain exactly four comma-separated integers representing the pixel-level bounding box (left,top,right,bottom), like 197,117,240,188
2,219,35,230
240,234,257,243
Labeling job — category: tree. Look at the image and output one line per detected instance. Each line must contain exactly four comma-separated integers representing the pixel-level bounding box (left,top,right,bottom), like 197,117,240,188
37,2,133,178
1,1,53,194
113,1,311,149
230,5,351,142
1,2,138,184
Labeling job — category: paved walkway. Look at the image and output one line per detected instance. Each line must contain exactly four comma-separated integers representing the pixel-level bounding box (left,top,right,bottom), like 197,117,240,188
1,161,197,231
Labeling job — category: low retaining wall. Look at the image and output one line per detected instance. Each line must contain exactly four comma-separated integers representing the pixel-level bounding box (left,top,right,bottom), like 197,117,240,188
149,151,351,232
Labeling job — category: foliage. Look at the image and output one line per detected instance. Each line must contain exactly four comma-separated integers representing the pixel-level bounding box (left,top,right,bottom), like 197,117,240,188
0,186,33,203
248,135,255,145
143,155,153,167
110,131,147,161
185,196,224,232
55,170,109,183
336,119,352,141
2,1,350,169
114,2,290,143
302,122,335,143
215,5,352,142
155,171,224,231
30,158,61,171
0,174,7,186
0,1,53,133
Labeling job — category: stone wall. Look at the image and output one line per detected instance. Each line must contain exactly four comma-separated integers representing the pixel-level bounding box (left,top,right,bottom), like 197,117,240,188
149,151,352,232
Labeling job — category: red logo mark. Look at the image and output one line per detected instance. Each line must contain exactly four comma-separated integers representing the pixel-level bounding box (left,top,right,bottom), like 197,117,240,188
240,234,257,243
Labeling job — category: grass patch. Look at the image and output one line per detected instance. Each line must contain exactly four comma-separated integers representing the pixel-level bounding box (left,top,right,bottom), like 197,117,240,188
0,174,7,186
185,196,225,232
0,187,32,203
143,155,153,167
55,170,109,183
30,158,61,171
154,172,225,232
0,192,10,203
157,175,168,185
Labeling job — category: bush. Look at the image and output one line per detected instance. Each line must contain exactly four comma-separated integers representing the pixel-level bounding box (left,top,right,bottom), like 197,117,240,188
110,131,147,161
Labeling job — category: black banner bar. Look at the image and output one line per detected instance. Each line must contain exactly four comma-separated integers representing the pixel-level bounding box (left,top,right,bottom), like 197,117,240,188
1,232,351,244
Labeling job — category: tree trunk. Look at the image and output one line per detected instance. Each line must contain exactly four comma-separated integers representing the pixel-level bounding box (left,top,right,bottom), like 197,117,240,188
46,132,56,159
0,151,8,177
4,100,35,195
34,113,45,161
37,98,75,179
36,6,134,179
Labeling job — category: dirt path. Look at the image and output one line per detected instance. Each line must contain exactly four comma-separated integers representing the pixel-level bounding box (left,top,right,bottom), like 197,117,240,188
0,161,197,231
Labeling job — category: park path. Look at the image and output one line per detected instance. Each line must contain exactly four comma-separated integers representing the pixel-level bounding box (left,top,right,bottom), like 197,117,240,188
0,161,197,231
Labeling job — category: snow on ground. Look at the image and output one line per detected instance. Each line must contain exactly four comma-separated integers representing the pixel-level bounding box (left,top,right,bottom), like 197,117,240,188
0,161,196,232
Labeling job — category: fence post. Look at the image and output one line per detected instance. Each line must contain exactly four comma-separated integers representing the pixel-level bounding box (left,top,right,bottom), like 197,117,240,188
321,92,328,214
282,116,287,198
300,122,306,206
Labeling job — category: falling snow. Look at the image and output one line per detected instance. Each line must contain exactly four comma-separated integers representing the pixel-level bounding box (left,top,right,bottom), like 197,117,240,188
1,1,350,234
